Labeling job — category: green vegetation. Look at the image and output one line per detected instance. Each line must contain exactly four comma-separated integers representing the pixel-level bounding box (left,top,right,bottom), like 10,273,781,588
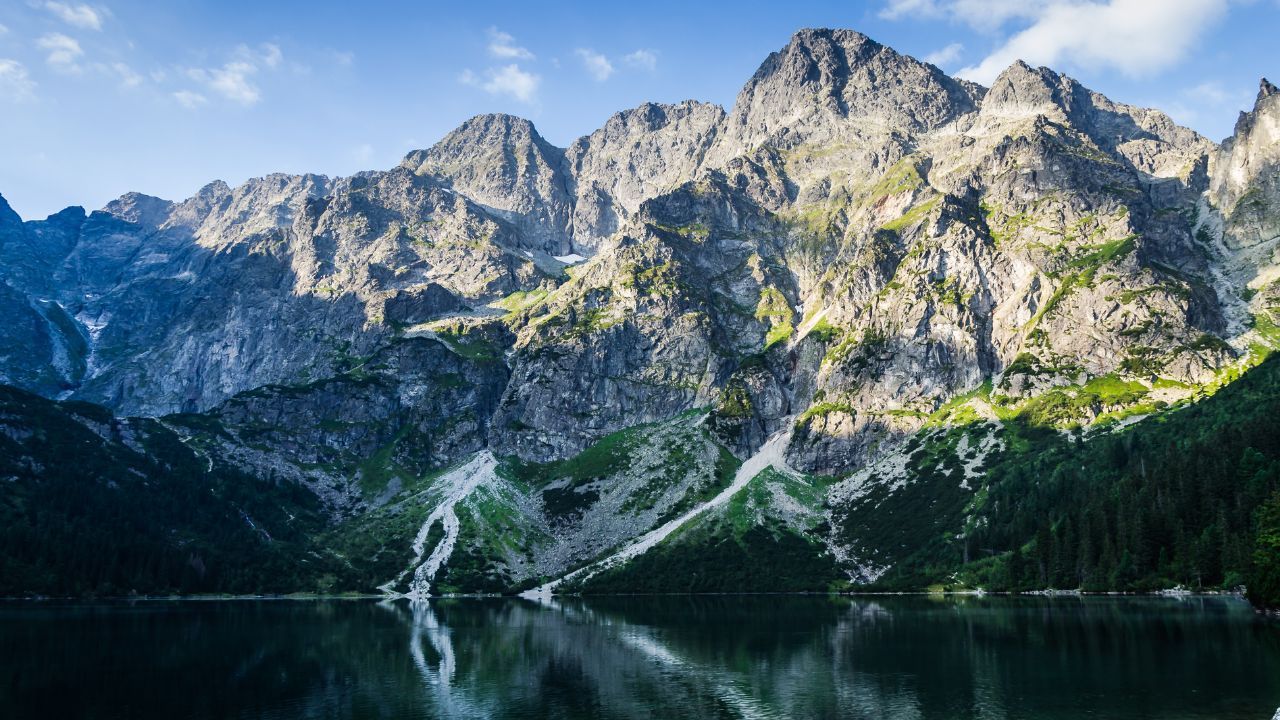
1029,235,1138,327
798,401,855,424
491,288,549,314
764,321,794,349
575,467,842,594
881,195,940,233
824,326,888,368
754,287,790,322
1248,491,1280,609
862,355,1280,599
755,286,794,349
434,327,501,362
0,386,336,597
867,158,925,201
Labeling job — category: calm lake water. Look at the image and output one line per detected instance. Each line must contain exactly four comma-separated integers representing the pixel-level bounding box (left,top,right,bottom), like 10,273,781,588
1,596,1278,719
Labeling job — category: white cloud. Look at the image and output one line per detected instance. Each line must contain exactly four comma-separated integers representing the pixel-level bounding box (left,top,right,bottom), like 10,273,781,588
947,0,1046,30
623,49,658,72
45,2,103,31
0,59,36,102
0,23,8,35
954,0,1229,85
879,0,943,19
260,43,283,68
207,61,259,104
172,89,207,109
1162,80,1256,136
923,42,964,67
36,32,83,74
487,27,534,60
330,50,354,67
351,143,374,163
880,0,1046,31
181,43,286,106
575,48,613,81
461,63,540,103
1185,80,1252,108
94,60,142,87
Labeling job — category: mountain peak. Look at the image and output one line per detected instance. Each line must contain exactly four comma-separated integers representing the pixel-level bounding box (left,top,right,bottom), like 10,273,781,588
401,112,558,176
787,27,875,50
982,60,1077,116
711,27,981,160
1260,77,1278,102
103,192,175,227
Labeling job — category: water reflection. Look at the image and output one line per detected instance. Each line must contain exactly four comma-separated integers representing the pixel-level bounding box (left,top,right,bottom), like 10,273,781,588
1,596,1278,719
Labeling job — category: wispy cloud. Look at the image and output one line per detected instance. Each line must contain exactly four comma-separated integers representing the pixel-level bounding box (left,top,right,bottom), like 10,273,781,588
0,59,37,102
879,0,944,20
172,89,207,109
923,42,964,67
1162,79,1257,137
36,33,83,74
460,63,541,103
487,27,534,60
880,0,1044,31
260,43,283,69
202,61,259,104
178,43,286,107
575,48,613,81
351,143,374,163
93,60,142,88
623,49,658,72
0,23,9,35
44,2,104,31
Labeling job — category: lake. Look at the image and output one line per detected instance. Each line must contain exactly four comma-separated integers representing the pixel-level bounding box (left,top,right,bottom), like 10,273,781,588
1,596,1278,719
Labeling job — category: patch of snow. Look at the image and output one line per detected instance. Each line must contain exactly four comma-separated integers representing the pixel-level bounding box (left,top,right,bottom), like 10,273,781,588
553,253,587,264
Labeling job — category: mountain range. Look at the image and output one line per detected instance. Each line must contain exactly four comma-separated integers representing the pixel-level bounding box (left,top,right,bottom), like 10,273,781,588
1,28,1278,605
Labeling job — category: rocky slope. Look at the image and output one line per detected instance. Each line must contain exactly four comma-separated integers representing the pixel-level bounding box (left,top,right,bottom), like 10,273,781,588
1,28,1278,596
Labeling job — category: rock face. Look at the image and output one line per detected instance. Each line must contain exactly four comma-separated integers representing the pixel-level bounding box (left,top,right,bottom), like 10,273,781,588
1,27,1277,492
1211,79,1280,248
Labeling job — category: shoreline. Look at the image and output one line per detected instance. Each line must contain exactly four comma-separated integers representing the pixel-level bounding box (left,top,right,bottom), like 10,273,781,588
0,589,1259,604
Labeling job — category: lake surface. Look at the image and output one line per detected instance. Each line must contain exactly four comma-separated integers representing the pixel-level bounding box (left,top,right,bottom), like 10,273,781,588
1,595,1278,719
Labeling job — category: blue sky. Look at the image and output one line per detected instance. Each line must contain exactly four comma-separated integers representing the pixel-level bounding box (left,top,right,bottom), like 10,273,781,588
0,0,1275,219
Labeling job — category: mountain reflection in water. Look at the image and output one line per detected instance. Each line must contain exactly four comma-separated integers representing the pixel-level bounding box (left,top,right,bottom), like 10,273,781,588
1,595,1278,719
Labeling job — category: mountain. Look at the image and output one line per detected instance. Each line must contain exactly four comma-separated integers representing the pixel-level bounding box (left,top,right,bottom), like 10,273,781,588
1,28,1278,603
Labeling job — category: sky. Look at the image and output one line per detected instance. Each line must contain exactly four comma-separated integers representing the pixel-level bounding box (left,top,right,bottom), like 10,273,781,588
0,0,1275,220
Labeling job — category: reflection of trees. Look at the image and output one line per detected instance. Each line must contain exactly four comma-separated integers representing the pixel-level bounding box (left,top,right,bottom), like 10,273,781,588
370,594,1280,720
12,597,1277,719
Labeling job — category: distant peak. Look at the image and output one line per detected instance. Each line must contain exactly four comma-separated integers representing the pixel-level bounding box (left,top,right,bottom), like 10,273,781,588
46,205,86,223
103,192,174,227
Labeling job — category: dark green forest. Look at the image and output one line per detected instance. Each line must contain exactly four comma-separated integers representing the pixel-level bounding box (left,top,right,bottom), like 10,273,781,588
871,356,1280,609
0,386,334,596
